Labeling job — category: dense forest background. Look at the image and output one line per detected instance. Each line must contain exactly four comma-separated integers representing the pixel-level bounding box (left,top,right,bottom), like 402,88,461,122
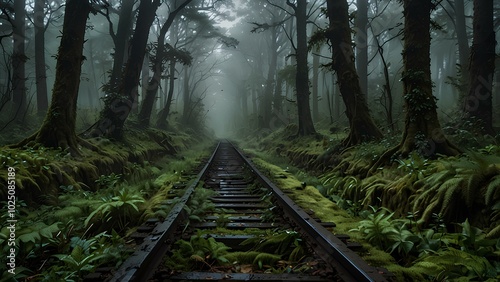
1,0,500,281
0,0,498,145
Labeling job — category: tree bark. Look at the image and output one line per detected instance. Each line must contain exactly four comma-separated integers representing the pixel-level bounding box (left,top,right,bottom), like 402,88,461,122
181,66,191,124
455,0,470,94
94,0,160,139
273,71,283,114
312,45,320,121
261,25,278,128
289,0,316,136
34,0,90,152
139,0,192,127
355,0,368,98
12,0,27,121
107,0,135,93
34,0,48,116
464,0,496,135
397,0,459,157
325,0,382,146
156,60,176,129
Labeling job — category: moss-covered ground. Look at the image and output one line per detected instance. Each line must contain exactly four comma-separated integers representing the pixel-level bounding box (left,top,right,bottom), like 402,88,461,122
0,127,215,281
234,123,500,281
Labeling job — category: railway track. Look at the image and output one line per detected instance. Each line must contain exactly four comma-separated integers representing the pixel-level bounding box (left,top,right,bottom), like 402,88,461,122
86,141,392,282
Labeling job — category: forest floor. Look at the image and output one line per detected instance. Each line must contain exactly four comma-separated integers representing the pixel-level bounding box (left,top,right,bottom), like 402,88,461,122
0,125,216,281
234,121,500,281
1,119,499,281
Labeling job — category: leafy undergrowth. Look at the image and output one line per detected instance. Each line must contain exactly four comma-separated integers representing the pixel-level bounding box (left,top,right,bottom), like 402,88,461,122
236,125,500,281
0,128,198,205
164,229,325,276
0,136,214,281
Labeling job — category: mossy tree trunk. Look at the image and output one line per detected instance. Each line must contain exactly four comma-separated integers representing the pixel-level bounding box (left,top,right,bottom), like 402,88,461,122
33,0,90,152
325,0,382,146
464,0,496,135
395,0,460,157
287,0,317,136
94,0,160,139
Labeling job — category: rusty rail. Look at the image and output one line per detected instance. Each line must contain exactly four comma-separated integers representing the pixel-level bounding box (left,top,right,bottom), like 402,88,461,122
98,140,390,282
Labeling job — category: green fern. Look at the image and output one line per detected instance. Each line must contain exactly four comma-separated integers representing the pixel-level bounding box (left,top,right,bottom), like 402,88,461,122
350,207,399,250
240,230,304,261
411,152,500,225
414,247,498,280
165,231,231,271
485,175,500,205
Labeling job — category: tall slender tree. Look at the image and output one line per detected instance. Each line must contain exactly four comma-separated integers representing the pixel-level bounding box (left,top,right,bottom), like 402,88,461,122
325,0,382,146
34,0,48,116
12,0,27,121
355,0,368,98
455,0,470,91
287,0,316,136
464,0,496,135
138,0,193,127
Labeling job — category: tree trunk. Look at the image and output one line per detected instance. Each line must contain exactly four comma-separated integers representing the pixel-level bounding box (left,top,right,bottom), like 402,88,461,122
12,0,27,121
94,0,160,139
182,66,190,124
273,72,283,114
107,0,135,92
455,0,471,96
157,60,176,129
139,54,149,114
241,86,248,118
325,0,382,146
312,46,320,121
464,0,495,135
261,26,278,128
292,0,316,136
251,88,258,115
34,0,90,152
34,0,48,116
139,0,192,127
397,0,459,157
356,0,368,98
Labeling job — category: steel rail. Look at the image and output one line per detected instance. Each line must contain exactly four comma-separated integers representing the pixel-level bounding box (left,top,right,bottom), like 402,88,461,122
231,142,388,282
106,140,390,282
108,142,221,282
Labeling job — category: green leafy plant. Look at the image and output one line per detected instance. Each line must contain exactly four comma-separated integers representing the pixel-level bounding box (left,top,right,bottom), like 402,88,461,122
395,152,430,180
457,219,498,257
413,247,499,281
84,188,145,232
411,152,500,225
94,173,122,188
240,230,306,262
182,187,216,231
350,206,399,251
165,231,231,271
